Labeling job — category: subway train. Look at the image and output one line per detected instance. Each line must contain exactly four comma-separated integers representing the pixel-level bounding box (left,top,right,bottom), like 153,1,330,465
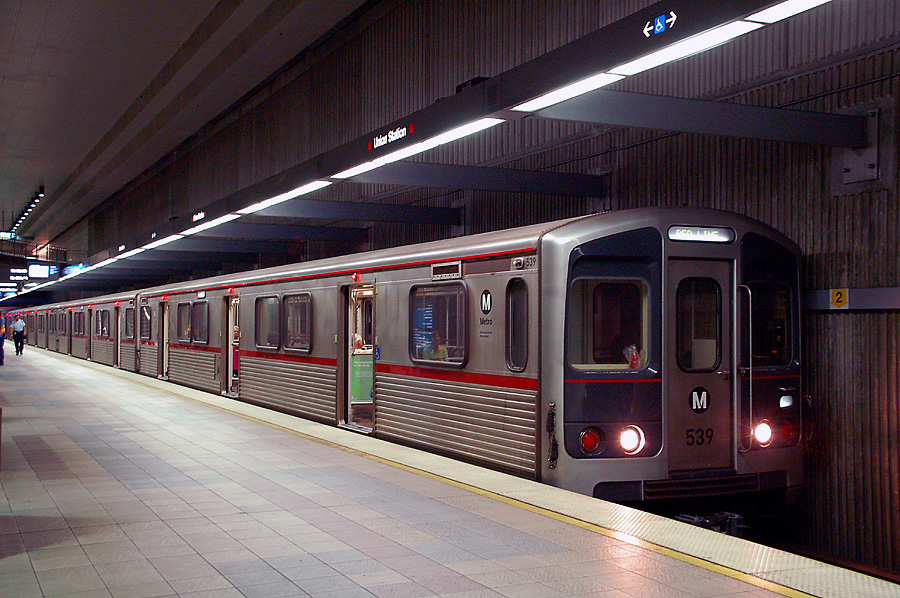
20,207,803,502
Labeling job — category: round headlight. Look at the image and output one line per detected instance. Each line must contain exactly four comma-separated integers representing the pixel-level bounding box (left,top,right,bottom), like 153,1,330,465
754,421,773,447
620,425,646,455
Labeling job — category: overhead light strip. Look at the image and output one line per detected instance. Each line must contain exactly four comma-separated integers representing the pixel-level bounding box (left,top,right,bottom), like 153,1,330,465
511,0,831,112
331,117,505,179
143,234,184,250
238,180,332,215
181,213,241,235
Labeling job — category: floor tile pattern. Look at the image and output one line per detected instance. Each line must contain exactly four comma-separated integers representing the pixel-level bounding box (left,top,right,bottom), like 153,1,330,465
1,351,784,597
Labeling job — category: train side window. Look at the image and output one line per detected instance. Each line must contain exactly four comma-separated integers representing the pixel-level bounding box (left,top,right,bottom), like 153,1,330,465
59,314,66,334
98,310,110,338
139,306,152,340
568,279,648,370
39,314,44,332
676,278,721,372
255,296,280,349
50,314,56,333
506,278,528,371
191,302,209,344
747,282,791,367
409,283,467,367
74,313,83,336
124,307,135,339
177,303,191,342
284,294,312,352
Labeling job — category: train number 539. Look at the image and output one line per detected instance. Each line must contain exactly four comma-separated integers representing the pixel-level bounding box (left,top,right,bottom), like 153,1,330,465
685,428,714,446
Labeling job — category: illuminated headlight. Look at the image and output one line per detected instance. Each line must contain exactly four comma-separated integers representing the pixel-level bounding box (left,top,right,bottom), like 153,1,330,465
620,425,646,455
754,421,773,447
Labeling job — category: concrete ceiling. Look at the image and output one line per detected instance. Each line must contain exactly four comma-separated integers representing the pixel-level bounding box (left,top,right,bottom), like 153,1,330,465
0,0,372,246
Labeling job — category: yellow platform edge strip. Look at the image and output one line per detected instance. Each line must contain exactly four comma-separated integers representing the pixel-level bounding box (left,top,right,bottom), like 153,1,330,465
47,354,814,598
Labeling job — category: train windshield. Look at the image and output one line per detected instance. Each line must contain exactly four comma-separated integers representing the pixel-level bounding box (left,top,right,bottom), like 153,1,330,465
747,281,791,367
569,279,648,370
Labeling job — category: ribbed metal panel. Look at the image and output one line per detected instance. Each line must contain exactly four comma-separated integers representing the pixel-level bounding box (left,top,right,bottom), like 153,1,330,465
376,372,537,476
120,343,136,372
239,356,336,423
71,338,89,360
91,340,114,366
140,346,158,377
168,348,218,393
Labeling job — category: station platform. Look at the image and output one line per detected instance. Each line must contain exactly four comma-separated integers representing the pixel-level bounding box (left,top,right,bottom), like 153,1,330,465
0,350,895,598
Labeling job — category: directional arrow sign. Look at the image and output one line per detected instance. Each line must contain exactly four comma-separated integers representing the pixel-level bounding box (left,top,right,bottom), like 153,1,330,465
667,11,677,27
643,20,653,37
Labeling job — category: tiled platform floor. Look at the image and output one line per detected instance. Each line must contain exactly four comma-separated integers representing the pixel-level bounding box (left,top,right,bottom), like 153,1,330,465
0,349,863,597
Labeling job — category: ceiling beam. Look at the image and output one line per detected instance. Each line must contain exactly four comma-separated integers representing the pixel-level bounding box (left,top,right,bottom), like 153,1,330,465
348,162,607,196
196,222,368,242
534,89,868,148
255,198,460,225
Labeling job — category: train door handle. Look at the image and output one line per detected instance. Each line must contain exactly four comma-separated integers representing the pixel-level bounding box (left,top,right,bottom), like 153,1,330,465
716,370,731,380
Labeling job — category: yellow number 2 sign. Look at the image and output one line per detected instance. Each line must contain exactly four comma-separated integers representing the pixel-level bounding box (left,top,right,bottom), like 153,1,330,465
830,288,849,309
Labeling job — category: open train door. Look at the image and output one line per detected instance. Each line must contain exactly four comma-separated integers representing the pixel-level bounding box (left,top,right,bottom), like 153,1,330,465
159,301,169,379
665,259,735,474
225,295,240,397
340,283,375,432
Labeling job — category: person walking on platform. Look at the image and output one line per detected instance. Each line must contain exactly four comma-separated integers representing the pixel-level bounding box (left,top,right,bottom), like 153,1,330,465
0,314,5,365
11,315,25,356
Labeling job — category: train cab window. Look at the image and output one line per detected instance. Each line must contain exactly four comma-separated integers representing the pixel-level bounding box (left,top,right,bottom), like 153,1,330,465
676,278,721,372
191,302,209,344
177,303,191,342
139,306,152,340
124,307,135,339
506,279,528,371
284,294,312,351
409,283,467,366
747,282,791,367
569,280,648,370
255,297,280,348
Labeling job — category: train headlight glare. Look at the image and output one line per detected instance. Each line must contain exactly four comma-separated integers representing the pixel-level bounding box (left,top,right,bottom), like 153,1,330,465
579,428,602,453
754,421,773,446
620,425,645,455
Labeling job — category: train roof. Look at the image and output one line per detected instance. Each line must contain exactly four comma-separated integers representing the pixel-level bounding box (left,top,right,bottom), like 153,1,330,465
17,207,799,308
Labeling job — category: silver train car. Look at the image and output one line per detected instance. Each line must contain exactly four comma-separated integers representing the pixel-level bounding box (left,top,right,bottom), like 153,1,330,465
20,208,803,501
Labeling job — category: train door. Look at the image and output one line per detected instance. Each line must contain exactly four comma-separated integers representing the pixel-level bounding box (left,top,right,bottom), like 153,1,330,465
86,308,92,360
225,296,239,396
113,306,120,367
159,301,169,379
666,260,734,473
342,284,375,432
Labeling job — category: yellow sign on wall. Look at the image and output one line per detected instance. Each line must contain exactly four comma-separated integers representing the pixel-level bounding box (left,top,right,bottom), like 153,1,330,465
830,289,849,309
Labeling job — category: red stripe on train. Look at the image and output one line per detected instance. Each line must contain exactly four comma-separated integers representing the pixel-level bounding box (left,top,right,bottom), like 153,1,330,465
377,363,538,391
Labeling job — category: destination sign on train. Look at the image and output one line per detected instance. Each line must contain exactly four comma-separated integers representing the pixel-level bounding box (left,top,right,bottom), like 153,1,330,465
667,225,735,243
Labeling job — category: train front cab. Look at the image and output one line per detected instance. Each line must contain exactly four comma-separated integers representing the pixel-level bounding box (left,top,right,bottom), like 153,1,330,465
542,209,803,502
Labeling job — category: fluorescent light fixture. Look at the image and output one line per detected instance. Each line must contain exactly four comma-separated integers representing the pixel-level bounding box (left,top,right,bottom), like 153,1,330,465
746,0,831,23
181,213,241,235
118,247,146,259
238,180,332,215
609,20,763,76
143,234,183,249
512,73,625,112
332,118,504,179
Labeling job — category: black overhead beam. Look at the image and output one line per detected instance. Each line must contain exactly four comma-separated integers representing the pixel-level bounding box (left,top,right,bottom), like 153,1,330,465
156,237,306,255
196,222,368,242
349,162,607,196
534,89,868,148
256,199,460,225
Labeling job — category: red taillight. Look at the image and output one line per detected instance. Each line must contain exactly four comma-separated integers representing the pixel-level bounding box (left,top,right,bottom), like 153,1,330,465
579,428,602,453
780,422,794,441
